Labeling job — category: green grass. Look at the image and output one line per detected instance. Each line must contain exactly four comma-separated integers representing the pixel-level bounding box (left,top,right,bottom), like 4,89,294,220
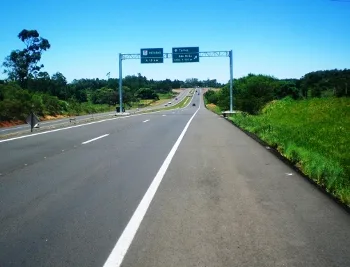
129,93,176,108
205,103,222,115
158,92,177,99
166,95,191,109
129,99,155,108
160,95,191,111
228,97,350,206
66,102,113,116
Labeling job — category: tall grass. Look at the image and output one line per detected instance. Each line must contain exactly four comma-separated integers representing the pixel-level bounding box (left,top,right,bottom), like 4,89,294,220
229,97,350,206
158,92,176,99
66,102,113,116
206,103,222,114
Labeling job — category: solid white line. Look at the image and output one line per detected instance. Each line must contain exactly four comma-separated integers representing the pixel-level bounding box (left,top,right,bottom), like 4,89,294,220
82,134,109,145
102,106,200,267
142,119,150,123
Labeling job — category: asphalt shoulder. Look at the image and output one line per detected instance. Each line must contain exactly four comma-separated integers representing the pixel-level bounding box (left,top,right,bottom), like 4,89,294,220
121,107,350,267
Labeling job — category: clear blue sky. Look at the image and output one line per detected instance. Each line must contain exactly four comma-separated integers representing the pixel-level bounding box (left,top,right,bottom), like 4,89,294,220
0,0,349,83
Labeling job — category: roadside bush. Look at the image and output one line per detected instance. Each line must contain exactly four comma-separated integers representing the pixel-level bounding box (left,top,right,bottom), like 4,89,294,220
41,94,62,115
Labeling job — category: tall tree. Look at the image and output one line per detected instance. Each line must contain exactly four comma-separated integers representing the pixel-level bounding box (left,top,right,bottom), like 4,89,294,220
2,29,50,88
50,72,67,98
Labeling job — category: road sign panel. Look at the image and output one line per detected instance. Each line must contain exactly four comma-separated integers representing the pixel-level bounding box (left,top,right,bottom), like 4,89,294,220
140,48,164,63
172,47,199,63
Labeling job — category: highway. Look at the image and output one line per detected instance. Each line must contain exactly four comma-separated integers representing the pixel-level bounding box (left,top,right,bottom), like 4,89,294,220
0,89,190,137
0,89,349,267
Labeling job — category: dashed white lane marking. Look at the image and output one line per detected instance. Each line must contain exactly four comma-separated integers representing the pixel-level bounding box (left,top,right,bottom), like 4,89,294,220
162,115,166,117
142,119,150,123
102,106,201,267
82,134,109,145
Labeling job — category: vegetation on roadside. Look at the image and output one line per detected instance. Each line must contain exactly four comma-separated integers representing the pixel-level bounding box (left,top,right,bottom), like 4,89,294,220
229,97,350,205
1,29,222,124
205,71,349,115
206,103,221,114
0,83,114,120
204,73,350,206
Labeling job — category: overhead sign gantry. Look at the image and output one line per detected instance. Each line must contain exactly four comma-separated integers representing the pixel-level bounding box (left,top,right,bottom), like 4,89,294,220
118,47,234,112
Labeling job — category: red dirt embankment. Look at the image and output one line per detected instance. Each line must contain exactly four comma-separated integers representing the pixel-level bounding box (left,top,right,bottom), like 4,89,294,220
0,120,25,128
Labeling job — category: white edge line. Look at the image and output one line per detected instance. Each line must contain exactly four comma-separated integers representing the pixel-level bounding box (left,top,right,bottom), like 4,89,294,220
102,106,201,267
0,89,194,144
82,134,109,145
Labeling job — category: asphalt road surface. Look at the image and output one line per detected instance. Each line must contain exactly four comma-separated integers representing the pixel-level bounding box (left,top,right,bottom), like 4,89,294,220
0,89,190,136
0,89,349,267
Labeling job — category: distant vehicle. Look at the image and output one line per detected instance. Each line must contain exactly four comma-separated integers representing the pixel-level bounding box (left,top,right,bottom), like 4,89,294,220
164,104,168,106
175,98,178,100
192,103,196,106
168,101,172,104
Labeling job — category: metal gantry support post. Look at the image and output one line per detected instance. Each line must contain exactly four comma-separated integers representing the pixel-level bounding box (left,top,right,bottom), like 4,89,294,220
229,50,233,112
118,53,123,114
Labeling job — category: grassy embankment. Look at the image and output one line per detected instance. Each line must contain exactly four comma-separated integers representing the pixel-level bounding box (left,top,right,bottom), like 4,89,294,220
206,97,350,206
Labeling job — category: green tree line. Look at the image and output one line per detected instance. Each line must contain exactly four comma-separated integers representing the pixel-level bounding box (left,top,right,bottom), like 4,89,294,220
0,29,222,122
205,70,350,115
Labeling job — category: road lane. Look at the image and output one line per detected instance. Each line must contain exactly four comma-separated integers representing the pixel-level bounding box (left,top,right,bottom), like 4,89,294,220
0,91,196,176
0,92,200,267
3,89,349,267
0,89,191,136
120,104,350,266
